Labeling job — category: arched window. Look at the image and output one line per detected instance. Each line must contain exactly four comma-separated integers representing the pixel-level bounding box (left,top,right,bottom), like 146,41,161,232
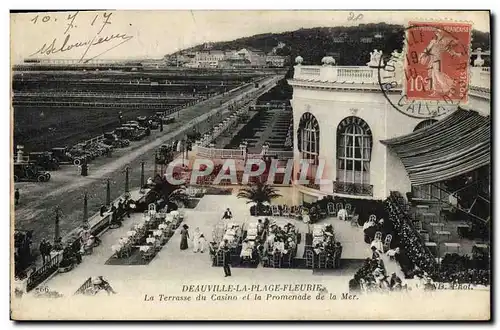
413,119,438,132
336,116,372,185
297,112,319,165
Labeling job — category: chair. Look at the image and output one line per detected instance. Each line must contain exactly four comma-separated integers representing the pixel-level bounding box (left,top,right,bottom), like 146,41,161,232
282,252,293,268
326,256,335,269
272,205,280,217
289,206,296,218
327,202,336,216
351,214,360,227
369,214,377,223
216,249,224,267
318,252,327,269
282,206,290,217
345,203,352,214
383,234,392,252
335,203,343,213
374,231,383,241
272,251,282,268
319,207,327,219
305,250,315,268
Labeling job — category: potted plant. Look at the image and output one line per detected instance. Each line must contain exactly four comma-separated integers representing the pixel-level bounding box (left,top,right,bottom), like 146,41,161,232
237,180,282,216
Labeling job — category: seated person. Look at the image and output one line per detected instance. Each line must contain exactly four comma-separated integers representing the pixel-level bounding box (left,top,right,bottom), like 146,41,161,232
257,219,264,235
100,205,108,217
370,237,384,253
222,208,233,220
274,238,286,254
386,247,400,260
287,237,296,251
240,239,252,259
324,224,334,235
313,243,324,255
371,246,381,260
349,275,362,293
337,208,348,221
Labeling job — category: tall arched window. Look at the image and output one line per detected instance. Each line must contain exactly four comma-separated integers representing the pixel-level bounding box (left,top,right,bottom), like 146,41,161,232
297,112,320,165
336,116,372,185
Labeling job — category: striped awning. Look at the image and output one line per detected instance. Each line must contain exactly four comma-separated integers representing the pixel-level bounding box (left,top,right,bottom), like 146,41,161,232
380,109,491,186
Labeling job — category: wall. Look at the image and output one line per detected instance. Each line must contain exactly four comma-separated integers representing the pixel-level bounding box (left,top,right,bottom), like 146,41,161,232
291,84,444,200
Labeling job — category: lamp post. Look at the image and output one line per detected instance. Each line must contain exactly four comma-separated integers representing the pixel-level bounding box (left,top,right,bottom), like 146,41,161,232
106,178,111,206
83,192,88,228
140,161,145,192
54,206,61,249
124,166,130,195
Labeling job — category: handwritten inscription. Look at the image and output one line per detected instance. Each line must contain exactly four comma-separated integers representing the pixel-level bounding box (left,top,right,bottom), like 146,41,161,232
28,11,133,63
347,12,363,21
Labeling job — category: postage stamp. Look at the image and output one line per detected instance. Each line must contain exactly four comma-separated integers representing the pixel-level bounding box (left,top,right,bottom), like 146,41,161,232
404,21,472,103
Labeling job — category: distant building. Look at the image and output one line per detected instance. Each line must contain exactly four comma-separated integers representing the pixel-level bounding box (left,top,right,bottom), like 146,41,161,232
266,55,288,67
236,48,266,67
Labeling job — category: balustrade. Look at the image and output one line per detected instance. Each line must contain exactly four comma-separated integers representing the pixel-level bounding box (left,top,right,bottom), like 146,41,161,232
333,181,373,196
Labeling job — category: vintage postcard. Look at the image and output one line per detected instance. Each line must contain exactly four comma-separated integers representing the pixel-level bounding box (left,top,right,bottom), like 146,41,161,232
10,10,491,320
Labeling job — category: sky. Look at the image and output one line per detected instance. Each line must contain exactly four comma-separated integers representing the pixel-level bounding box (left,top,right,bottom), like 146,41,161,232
10,10,490,63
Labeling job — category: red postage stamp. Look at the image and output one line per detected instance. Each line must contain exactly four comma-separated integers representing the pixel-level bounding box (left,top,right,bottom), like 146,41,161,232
404,21,471,103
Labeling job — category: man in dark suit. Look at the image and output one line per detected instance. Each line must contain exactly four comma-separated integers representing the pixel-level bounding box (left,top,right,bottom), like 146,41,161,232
221,240,232,277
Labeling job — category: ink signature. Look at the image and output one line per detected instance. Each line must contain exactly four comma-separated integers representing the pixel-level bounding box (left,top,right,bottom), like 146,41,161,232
29,32,134,63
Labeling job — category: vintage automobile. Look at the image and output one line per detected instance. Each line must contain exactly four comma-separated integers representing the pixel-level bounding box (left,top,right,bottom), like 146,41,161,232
103,132,130,148
13,163,51,182
51,147,74,165
137,116,160,130
28,152,60,171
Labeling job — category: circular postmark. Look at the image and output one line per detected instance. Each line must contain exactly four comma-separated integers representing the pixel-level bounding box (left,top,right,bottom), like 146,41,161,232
377,23,471,119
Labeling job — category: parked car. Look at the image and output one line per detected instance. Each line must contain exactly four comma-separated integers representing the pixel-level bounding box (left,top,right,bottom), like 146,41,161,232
13,163,51,182
103,132,130,148
28,152,60,171
51,147,74,165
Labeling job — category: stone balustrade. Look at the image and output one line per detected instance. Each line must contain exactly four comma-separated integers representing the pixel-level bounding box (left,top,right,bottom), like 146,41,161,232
293,65,490,93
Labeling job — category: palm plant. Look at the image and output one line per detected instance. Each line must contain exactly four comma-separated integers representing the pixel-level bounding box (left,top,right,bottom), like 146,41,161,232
237,180,282,215
152,176,189,210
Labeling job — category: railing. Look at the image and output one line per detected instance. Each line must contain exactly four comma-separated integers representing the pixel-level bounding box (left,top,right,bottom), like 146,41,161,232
294,65,379,84
333,181,373,197
470,67,490,91
265,150,293,160
13,91,198,100
294,65,491,92
26,251,63,292
74,277,93,295
196,146,245,159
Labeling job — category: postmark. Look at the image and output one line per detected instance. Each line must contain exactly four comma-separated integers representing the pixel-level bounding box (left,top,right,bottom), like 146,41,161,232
378,21,472,119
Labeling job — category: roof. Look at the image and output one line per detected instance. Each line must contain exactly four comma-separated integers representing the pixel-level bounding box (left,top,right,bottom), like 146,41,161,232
380,109,491,186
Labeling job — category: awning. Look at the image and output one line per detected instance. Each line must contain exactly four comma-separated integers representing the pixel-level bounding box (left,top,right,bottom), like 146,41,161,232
380,109,491,186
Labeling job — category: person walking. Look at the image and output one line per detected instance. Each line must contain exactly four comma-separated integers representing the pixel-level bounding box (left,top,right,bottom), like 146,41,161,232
192,227,201,253
221,239,232,277
14,188,20,206
39,239,47,264
180,224,189,250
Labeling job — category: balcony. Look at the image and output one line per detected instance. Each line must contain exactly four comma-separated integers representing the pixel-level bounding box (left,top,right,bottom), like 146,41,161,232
291,64,490,97
333,181,373,197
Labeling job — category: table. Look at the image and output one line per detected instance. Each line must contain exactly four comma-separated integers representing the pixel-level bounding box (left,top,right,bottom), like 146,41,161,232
422,213,437,221
158,223,169,230
126,230,137,237
435,230,451,241
425,242,438,255
457,224,470,238
146,237,156,244
444,242,461,254
153,230,163,237
134,223,145,230
430,222,445,229
139,246,152,252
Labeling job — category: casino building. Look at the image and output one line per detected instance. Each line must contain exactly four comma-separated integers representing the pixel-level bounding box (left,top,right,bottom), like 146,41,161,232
288,50,490,204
